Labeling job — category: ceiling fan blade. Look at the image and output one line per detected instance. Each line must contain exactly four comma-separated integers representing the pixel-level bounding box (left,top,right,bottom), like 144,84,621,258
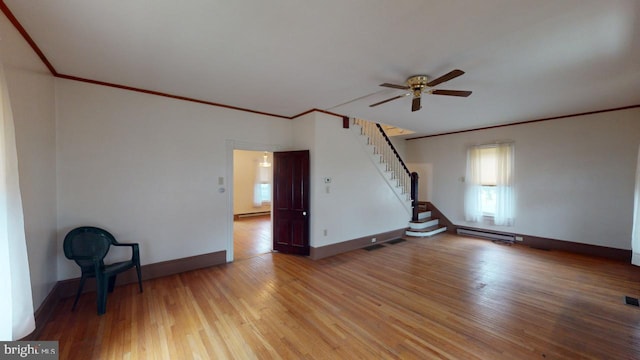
426,69,465,87
379,83,410,90
369,95,406,107
431,89,472,97
411,97,421,112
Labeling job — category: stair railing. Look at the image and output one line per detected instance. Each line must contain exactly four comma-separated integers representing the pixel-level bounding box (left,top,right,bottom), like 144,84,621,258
353,118,419,221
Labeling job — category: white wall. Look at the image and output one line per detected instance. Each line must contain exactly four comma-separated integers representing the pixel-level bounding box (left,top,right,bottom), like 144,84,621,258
233,150,271,215
406,108,640,249
55,79,293,279
296,113,410,248
1,12,58,308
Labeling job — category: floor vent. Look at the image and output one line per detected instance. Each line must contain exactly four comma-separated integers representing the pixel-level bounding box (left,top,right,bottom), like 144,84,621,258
363,244,385,251
624,296,639,307
386,238,406,245
457,228,516,242
530,245,551,251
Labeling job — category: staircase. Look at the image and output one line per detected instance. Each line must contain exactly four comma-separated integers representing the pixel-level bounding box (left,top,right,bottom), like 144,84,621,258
406,203,448,238
352,119,447,238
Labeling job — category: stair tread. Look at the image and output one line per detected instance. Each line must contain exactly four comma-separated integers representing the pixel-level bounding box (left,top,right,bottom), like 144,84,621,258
407,225,445,233
410,218,435,223
405,226,447,238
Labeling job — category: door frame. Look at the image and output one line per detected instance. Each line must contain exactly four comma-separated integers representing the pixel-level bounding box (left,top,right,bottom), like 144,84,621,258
225,140,287,263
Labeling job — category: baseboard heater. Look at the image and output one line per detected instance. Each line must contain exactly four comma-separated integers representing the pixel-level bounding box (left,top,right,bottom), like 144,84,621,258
457,228,516,242
236,211,270,218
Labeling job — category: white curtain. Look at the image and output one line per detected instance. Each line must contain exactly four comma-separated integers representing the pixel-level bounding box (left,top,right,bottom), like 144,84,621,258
632,145,640,266
0,63,35,340
464,146,483,222
253,154,272,207
464,143,515,226
494,143,515,226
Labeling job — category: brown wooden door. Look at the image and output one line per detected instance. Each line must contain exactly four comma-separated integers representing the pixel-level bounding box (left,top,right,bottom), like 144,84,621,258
273,150,310,255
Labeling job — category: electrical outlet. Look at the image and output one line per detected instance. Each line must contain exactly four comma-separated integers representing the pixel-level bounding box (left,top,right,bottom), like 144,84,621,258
371,238,377,243
515,236,523,242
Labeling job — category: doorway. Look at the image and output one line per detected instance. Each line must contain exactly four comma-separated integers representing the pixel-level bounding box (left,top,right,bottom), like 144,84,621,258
232,149,273,261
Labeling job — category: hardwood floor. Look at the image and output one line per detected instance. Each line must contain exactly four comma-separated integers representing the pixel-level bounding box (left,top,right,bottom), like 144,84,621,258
39,234,640,359
233,215,272,260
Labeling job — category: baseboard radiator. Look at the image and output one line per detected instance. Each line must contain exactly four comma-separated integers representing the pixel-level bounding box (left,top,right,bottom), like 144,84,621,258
235,211,270,219
457,228,516,242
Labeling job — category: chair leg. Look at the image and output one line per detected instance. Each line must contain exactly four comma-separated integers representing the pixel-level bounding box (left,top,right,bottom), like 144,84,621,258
97,275,108,315
136,263,143,293
108,275,117,293
71,274,87,311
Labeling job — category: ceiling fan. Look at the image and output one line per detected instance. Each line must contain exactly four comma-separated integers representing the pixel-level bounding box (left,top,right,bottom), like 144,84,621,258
370,69,472,112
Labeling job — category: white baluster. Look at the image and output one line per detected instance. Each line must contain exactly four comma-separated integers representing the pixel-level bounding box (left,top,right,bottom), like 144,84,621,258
385,144,389,171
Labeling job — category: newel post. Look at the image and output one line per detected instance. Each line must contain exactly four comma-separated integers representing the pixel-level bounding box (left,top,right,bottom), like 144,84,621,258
411,172,419,222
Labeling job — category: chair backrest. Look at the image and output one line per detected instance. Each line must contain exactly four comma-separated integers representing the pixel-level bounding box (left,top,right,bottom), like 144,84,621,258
63,227,115,268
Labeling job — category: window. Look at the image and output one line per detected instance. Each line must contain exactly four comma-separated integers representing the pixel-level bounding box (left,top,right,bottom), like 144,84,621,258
464,143,515,226
480,186,496,216
258,183,271,204
477,146,498,216
253,152,272,207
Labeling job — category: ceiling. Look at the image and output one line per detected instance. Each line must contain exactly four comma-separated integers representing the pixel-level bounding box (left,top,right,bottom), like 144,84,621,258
3,0,640,138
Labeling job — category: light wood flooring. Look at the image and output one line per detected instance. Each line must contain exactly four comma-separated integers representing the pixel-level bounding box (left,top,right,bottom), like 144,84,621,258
39,233,640,359
233,215,272,260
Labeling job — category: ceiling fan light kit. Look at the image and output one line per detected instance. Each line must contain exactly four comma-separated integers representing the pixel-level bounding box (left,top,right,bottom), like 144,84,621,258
371,69,472,112
406,75,428,92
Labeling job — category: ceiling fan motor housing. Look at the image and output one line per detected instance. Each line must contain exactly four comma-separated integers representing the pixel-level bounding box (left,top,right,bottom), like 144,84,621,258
407,75,428,97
